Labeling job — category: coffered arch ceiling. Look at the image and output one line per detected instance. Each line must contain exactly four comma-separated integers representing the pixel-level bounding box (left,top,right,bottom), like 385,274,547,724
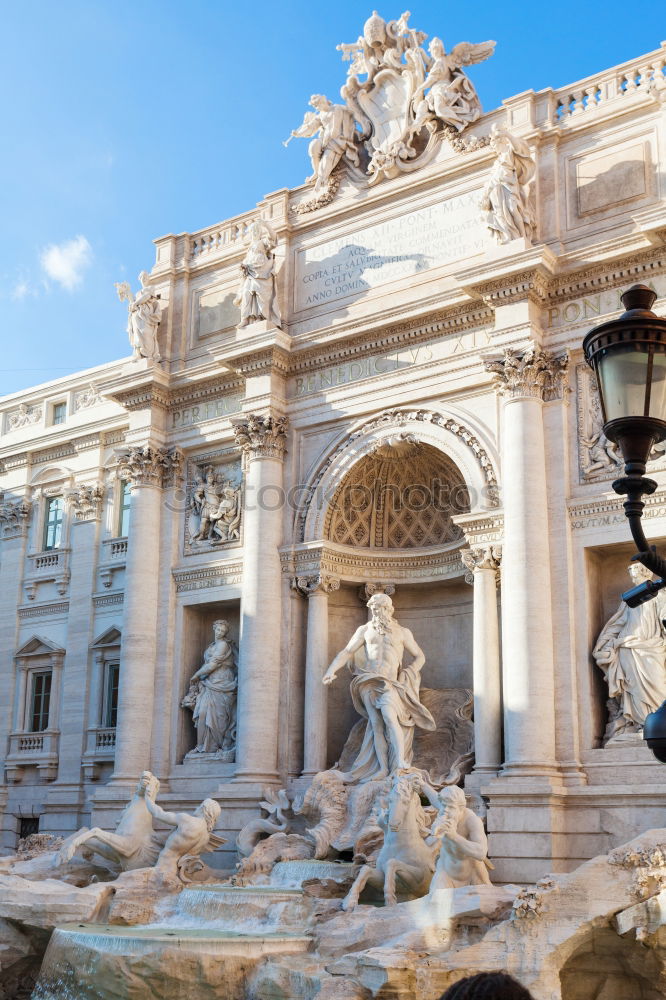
323,438,469,550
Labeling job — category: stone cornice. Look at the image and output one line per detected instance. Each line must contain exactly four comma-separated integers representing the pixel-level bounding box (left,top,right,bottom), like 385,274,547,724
101,364,172,412
172,561,244,593
567,489,666,531
289,301,493,374
547,245,666,306
280,540,467,584
453,510,504,545
455,245,558,307
226,346,291,379
167,373,244,411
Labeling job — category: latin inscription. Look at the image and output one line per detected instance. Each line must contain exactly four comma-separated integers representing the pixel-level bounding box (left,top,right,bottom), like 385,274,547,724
172,396,242,428
546,278,664,329
290,328,492,397
295,193,487,311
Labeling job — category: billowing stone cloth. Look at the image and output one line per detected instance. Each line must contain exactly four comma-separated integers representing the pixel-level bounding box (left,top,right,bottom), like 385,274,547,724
342,659,436,781
594,595,666,726
193,671,237,752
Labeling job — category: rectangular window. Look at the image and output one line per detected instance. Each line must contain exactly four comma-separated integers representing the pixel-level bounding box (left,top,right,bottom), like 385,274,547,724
118,481,131,537
103,663,120,728
52,402,66,425
30,671,52,732
43,496,64,550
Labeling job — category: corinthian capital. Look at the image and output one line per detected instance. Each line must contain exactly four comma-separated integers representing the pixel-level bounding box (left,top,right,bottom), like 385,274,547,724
462,545,502,584
0,498,32,537
485,346,568,401
116,445,183,488
233,413,288,460
69,483,105,521
296,574,340,596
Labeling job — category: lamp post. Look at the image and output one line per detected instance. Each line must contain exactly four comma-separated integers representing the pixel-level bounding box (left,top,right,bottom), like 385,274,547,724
583,284,666,760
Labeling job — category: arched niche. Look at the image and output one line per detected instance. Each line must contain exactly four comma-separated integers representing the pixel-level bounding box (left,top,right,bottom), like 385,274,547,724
299,407,499,545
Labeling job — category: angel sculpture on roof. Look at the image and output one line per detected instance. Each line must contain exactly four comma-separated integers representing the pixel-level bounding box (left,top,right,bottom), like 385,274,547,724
410,37,495,136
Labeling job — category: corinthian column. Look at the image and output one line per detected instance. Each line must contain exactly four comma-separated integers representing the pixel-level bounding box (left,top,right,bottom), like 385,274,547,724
298,574,340,778
485,347,567,777
233,414,287,782
111,446,181,783
461,545,502,778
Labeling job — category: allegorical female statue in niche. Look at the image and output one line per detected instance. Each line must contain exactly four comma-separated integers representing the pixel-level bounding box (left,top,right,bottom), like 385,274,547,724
234,220,282,329
593,563,666,743
182,620,237,761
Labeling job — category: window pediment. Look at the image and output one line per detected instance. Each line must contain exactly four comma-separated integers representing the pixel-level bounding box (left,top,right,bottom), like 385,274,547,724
15,635,65,658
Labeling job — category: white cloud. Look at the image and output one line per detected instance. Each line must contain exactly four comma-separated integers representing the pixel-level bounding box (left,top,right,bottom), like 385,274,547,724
40,235,92,291
11,279,31,301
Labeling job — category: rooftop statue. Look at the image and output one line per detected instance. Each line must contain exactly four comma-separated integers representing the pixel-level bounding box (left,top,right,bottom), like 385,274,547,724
285,94,360,198
290,10,495,200
116,271,162,363
234,220,282,328
323,592,436,781
480,124,536,244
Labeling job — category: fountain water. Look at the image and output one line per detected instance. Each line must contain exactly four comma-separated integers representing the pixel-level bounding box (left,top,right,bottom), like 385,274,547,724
32,885,315,1000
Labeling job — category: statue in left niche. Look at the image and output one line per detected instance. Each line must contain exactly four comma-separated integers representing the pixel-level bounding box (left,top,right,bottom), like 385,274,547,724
182,620,238,762
234,220,282,329
116,271,162,362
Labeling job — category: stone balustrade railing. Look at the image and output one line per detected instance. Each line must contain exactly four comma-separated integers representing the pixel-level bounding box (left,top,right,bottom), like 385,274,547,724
102,537,128,561
191,215,256,259
550,43,666,124
95,728,116,749
29,550,67,573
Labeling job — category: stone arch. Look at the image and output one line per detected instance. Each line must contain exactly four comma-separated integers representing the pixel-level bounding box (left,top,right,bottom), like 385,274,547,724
298,407,499,544
559,924,666,999
29,465,75,489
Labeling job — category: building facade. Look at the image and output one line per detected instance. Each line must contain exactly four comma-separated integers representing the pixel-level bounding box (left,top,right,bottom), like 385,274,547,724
1,22,666,881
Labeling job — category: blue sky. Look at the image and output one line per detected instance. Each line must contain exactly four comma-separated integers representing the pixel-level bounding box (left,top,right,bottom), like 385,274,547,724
0,0,664,398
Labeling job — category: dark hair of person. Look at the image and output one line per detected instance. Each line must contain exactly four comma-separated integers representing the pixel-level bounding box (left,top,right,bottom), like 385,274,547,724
439,972,535,1000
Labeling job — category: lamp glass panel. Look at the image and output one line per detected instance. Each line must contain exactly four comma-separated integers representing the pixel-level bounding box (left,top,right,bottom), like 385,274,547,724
648,352,666,421
598,345,650,420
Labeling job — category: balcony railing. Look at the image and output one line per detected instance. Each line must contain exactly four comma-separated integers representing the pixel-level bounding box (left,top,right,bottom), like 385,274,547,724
5,730,59,782
102,537,128,561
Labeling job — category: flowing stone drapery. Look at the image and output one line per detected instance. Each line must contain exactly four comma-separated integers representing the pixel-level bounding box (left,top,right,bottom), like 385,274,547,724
298,574,340,778
485,347,567,776
462,545,502,778
233,414,287,782
111,446,181,782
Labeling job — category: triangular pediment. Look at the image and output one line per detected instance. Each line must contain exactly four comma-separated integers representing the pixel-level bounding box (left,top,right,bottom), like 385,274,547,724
90,626,121,649
16,634,65,657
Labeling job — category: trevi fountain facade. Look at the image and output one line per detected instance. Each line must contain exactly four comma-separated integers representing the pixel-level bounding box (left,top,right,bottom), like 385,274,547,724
1,12,666,1000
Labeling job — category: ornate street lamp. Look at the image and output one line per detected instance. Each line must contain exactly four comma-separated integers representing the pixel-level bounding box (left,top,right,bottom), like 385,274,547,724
584,284,666,762
583,284,666,608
